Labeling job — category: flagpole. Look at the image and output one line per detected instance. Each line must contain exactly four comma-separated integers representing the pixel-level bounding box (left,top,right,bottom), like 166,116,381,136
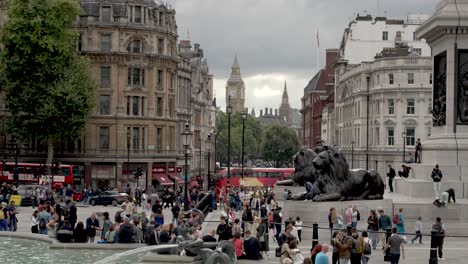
316,29,320,69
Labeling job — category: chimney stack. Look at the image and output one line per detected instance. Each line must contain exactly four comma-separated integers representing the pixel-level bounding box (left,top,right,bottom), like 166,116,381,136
270,108,273,115
265,107,268,115
275,109,278,116
260,109,263,116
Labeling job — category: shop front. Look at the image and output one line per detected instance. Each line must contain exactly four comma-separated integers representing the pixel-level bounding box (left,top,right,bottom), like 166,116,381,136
151,165,184,192
91,164,116,190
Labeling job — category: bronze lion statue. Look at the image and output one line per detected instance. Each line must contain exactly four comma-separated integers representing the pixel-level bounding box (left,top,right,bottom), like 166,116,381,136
277,145,385,201
312,146,385,201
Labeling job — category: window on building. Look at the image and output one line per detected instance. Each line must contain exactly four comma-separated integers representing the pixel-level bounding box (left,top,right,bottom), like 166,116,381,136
133,127,139,150
396,31,402,42
413,48,422,55
101,6,111,22
169,127,175,150
127,68,145,86
99,95,110,115
127,40,144,54
387,127,395,146
168,97,174,118
388,99,395,115
100,34,110,52
141,97,145,117
377,74,380,85
430,73,433,84
427,126,431,137
142,127,145,150
100,66,111,87
132,96,139,116
156,127,162,150
406,128,415,146
126,96,130,115
156,97,163,117
134,6,142,23
375,127,380,145
413,32,417,41
382,31,388,41
158,12,164,26
389,73,394,85
77,33,83,51
407,99,415,114
99,127,109,150
157,38,164,54
376,100,380,115
408,73,415,84
157,70,164,90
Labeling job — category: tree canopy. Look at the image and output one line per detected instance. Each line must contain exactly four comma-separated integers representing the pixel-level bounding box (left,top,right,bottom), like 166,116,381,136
261,123,299,167
0,0,96,163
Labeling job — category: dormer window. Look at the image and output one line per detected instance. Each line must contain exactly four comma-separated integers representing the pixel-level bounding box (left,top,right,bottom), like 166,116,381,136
134,6,142,23
127,40,144,54
102,6,111,22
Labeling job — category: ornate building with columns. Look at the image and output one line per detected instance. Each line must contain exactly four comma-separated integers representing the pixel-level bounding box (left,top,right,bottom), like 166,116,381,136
0,0,184,191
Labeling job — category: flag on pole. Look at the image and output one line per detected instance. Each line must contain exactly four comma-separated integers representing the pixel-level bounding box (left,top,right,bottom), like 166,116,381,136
316,29,320,48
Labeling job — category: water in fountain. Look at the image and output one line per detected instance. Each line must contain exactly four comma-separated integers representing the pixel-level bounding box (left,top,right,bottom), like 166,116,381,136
94,244,179,264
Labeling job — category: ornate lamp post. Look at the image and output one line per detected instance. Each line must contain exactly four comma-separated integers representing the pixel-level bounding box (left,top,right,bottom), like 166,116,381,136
206,134,212,189
226,97,233,191
181,123,193,211
402,131,407,163
126,130,131,191
241,110,247,179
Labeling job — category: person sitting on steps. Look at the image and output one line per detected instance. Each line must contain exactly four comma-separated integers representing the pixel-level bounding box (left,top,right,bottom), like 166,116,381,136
398,165,411,178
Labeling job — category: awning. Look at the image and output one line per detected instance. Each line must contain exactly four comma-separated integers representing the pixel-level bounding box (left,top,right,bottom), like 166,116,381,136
168,173,185,184
152,174,173,186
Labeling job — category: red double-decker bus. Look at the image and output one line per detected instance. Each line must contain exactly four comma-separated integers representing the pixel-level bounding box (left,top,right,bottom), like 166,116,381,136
215,167,295,189
0,162,82,189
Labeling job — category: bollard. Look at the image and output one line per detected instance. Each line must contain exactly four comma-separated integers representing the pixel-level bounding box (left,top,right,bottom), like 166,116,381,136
429,231,438,264
312,223,319,249
384,227,392,262
265,217,270,253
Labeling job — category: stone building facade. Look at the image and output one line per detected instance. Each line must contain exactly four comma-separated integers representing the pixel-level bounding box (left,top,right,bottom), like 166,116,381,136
177,39,216,188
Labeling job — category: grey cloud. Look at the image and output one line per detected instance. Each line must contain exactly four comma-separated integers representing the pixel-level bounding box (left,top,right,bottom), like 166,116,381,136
167,0,438,109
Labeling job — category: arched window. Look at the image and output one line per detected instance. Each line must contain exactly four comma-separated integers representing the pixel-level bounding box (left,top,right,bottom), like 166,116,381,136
127,40,144,54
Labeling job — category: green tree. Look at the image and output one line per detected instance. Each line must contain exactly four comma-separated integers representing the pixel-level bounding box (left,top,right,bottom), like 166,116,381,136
215,112,262,165
261,123,299,167
0,0,96,164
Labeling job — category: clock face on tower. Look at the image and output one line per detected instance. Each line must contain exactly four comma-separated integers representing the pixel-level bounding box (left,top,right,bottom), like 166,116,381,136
229,89,237,97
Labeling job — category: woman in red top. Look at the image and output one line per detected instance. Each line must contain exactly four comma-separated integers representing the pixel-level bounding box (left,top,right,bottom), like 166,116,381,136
232,232,245,259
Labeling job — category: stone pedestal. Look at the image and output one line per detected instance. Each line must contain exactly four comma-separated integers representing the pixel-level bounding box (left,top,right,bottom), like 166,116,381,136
411,0,468,196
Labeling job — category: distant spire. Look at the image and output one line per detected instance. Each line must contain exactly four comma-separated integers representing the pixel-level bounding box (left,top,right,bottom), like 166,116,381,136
232,54,240,69
282,80,289,99
250,107,256,117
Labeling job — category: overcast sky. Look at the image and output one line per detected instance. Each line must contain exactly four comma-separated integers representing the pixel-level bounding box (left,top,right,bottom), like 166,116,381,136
166,0,438,112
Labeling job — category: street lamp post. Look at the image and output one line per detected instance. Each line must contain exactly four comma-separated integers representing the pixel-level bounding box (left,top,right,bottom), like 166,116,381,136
226,96,233,191
206,134,212,189
402,131,407,163
241,110,247,179
126,130,130,192
351,141,355,169
181,123,193,211
213,130,218,173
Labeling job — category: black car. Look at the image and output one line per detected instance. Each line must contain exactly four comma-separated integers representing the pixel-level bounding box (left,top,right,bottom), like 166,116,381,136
88,191,129,206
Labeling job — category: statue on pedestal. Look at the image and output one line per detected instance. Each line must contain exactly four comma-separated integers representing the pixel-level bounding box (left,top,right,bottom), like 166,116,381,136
278,145,385,201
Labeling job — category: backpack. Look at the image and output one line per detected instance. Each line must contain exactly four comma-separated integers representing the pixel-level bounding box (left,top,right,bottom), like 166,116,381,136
0,209,4,220
392,214,401,225
364,240,372,255
352,236,364,254
356,210,361,221
39,217,47,230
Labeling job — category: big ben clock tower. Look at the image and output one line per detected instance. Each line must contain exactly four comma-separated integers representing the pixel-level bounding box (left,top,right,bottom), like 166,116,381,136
225,56,245,113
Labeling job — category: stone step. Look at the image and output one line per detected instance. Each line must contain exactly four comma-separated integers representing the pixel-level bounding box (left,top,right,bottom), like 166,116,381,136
394,178,468,198
401,163,468,181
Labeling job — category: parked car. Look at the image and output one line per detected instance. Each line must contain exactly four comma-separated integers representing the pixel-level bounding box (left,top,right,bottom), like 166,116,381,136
72,191,83,202
88,191,129,206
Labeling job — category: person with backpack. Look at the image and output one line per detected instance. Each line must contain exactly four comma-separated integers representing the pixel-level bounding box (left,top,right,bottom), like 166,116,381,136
394,208,406,242
378,210,392,250
0,202,7,231
432,217,445,261
361,231,372,264
6,200,18,232
350,228,364,264
37,206,51,235
431,164,443,200
367,210,379,250
352,205,360,228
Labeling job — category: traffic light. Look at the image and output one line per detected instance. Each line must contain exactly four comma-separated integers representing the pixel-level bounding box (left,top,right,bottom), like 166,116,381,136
134,166,143,179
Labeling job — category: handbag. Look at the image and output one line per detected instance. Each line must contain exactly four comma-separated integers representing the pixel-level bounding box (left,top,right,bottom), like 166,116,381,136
275,247,282,257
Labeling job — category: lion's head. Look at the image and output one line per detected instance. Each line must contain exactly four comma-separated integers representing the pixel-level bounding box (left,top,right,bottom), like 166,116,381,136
293,147,316,171
312,145,351,193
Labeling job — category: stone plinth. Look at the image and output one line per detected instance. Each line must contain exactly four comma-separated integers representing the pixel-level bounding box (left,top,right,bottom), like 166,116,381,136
394,178,468,198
